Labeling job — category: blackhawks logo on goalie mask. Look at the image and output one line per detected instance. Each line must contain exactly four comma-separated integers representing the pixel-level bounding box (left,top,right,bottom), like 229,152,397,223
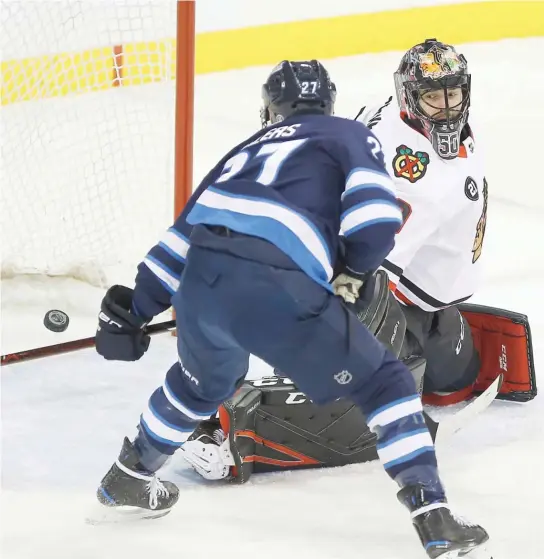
393,145,430,183
418,45,464,79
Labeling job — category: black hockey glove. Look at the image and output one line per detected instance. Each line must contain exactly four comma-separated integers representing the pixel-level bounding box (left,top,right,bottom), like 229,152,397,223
96,285,151,361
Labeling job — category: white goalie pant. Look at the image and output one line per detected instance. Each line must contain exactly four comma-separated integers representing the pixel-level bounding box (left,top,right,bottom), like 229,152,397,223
180,430,235,481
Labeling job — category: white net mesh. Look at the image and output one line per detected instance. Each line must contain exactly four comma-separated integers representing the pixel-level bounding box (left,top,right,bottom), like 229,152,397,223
1,0,179,287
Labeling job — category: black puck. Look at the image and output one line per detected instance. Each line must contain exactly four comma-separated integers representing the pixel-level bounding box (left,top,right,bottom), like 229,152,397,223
44,309,70,332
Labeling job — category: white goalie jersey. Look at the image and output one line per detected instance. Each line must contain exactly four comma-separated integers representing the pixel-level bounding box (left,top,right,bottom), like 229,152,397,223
356,97,488,312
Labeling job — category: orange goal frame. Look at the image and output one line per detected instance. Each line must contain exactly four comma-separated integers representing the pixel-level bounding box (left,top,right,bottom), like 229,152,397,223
175,0,196,216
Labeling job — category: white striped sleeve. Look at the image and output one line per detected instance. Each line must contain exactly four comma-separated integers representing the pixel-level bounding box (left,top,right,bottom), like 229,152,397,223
341,200,403,236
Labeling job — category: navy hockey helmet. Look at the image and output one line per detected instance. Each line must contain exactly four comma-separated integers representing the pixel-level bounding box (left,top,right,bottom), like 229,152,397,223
261,60,337,127
394,38,471,159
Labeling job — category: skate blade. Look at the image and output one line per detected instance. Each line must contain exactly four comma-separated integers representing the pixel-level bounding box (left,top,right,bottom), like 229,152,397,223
85,504,172,525
438,544,493,559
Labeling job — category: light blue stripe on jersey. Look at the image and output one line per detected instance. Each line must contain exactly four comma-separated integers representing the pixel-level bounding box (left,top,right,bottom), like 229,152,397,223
381,445,435,469
341,199,403,236
140,415,188,447
163,378,218,420
158,227,190,263
376,428,434,468
140,402,194,446
366,394,422,430
342,167,397,200
143,255,180,294
187,187,334,290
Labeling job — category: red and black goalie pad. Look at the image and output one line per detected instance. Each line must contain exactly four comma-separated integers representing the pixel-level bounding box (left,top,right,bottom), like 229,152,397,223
219,357,432,482
424,303,537,405
218,377,379,484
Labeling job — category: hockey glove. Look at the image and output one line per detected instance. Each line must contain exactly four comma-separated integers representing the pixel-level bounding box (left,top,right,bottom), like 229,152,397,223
332,270,372,305
96,285,151,361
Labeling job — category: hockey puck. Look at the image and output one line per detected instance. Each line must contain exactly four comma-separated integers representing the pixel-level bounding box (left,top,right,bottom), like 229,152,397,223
43,309,70,332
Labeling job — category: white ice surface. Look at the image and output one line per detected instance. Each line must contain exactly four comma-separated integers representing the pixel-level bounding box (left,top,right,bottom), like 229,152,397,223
2,38,544,559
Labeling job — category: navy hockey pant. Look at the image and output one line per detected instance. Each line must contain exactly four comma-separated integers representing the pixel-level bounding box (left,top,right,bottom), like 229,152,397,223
137,241,443,494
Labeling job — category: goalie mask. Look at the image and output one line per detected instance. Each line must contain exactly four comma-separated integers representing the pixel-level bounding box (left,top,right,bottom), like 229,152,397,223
260,60,337,127
394,39,471,159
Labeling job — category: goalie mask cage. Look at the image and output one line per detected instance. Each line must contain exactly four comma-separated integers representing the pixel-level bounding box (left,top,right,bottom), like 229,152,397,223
1,0,195,288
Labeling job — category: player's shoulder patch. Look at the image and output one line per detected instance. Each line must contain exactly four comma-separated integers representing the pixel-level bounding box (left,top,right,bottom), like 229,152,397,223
392,145,430,183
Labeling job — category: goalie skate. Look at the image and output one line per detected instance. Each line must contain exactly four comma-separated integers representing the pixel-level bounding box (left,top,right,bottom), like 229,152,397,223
180,418,235,480
87,437,179,524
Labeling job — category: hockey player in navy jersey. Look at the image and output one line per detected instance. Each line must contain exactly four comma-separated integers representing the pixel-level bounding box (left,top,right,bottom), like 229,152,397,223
94,60,490,558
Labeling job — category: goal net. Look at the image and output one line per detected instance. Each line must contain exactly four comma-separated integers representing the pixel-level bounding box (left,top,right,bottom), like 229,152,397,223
1,0,193,289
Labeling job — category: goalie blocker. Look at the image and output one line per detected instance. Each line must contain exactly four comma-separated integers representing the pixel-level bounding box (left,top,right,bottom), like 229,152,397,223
181,272,536,483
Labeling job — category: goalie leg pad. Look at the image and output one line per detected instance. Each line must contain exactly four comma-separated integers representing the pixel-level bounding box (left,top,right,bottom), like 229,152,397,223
219,377,379,483
217,357,429,483
459,303,537,402
424,304,537,405
188,355,433,483
218,385,263,483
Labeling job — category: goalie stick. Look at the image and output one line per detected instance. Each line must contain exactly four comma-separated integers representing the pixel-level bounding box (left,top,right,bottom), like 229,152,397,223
416,374,503,448
433,373,504,445
1,319,176,367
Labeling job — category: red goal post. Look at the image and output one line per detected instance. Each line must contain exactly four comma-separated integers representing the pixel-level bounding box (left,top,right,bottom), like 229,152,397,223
175,0,195,217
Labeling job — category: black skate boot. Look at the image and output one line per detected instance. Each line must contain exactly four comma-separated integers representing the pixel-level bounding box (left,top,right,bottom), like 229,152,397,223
93,437,179,523
398,485,491,558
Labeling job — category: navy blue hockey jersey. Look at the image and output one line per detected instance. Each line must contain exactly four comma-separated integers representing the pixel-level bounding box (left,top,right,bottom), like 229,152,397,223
132,114,402,319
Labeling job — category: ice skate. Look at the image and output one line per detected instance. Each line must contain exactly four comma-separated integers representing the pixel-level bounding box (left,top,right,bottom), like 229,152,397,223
398,485,491,558
89,437,179,524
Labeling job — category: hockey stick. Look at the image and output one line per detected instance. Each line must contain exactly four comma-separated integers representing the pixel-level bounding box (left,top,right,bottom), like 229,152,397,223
1,319,176,367
432,373,504,445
